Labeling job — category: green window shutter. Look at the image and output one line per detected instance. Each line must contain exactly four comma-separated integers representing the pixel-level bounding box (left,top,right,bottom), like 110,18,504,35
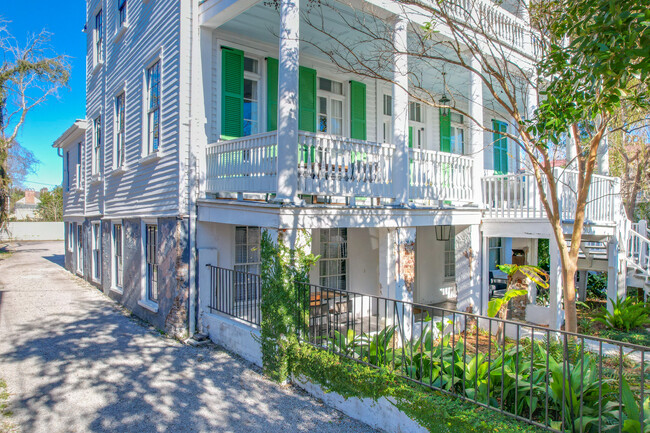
439,108,451,153
299,66,317,132
492,120,508,174
350,80,366,140
266,57,278,132
221,47,244,139
408,126,413,148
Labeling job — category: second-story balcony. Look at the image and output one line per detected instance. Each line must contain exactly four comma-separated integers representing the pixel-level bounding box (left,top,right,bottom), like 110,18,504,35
205,131,475,204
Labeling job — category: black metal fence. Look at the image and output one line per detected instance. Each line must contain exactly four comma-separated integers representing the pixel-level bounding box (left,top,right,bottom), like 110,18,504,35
207,265,261,326
207,266,648,432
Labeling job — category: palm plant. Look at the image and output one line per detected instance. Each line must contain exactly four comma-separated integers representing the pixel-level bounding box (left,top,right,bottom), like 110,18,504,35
593,296,650,332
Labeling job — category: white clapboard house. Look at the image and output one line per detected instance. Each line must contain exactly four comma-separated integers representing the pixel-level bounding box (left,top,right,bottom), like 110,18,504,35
53,0,650,339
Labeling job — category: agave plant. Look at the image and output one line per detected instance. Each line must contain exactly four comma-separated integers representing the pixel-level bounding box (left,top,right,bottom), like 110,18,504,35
592,296,650,332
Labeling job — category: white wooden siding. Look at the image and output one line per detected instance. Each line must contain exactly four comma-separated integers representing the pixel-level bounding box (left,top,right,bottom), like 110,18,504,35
86,0,185,218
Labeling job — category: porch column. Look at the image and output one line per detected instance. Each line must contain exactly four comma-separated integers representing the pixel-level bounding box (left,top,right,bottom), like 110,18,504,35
549,236,564,330
392,16,410,206
607,238,626,312
597,133,609,175
395,227,416,340
378,228,396,299
469,55,484,205
577,270,588,302
274,0,300,203
480,233,490,316
503,237,513,265
456,225,482,315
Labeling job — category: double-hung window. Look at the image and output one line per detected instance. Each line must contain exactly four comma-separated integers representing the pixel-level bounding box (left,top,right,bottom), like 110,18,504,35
450,112,465,155
317,78,344,136
76,142,82,189
444,227,456,280
115,93,126,167
77,224,84,273
113,224,123,289
94,10,103,65
319,228,347,291
489,238,502,270
409,101,425,149
492,120,508,174
382,94,393,143
65,151,70,191
93,117,102,176
146,61,161,154
145,225,158,302
67,223,74,251
118,0,127,27
234,226,261,302
243,57,260,137
92,223,101,281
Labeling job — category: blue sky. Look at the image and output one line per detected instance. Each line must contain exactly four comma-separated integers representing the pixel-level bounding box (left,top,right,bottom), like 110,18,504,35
2,1,87,189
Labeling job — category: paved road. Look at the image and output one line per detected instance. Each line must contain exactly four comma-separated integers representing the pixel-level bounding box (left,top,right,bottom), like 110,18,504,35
0,241,379,433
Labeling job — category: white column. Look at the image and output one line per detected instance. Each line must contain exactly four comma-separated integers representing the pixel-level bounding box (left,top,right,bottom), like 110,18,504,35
597,133,610,175
456,225,482,314
503,237,513,265
469,56,484,204
566,127,578,169
392,16,410,206
577,270,588,302
480,233,490,315
378,228,396,299
607,238,626,312
549,237,564,330
274,0,300,203
395,227,416,340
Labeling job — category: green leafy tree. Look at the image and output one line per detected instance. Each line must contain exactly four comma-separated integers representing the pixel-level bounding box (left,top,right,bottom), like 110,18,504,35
0,19,69,226
36,186,62,221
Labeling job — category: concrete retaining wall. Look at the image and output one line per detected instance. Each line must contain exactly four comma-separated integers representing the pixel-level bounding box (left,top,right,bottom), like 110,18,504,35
200,311,427,433
1,222,64,241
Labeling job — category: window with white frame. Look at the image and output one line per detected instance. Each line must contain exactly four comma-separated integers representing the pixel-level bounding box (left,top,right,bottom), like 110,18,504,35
383,94,392,143
317,78,344,136
94,10,103,65
234,226,261,275
450,112,465,155
234,226,261,302
319,228,347,290
93,117,102,175
113,223,123,289
92,223,101,281
115,92,126,167
65,151,70,191
118,0,127,27
76,142,82,189
409,101,425,149
145,224,158,302
243,57,260,137
444,227,456,279
146,61,161,154
489,238,502,270
67,223,74,251
77,224,84,273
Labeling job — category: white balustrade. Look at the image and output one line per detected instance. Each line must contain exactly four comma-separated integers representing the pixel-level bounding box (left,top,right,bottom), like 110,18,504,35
297,131,394,198
628,229,650,276
205,131,278,194
409,148,474,203
482,169,619,222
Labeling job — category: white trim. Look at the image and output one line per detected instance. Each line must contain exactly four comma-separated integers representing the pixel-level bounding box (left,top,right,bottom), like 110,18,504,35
138,152,161,166
141,48,164,157
138,299,159,313
91,221,102,284
113,23,128,45
91,60,104,75
113,86,127,170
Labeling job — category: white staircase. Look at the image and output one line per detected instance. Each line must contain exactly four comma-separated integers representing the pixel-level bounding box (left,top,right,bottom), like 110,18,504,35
627,220,650,293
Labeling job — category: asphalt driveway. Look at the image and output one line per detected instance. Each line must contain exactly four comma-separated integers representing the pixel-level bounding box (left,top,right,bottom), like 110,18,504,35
0,241,379,433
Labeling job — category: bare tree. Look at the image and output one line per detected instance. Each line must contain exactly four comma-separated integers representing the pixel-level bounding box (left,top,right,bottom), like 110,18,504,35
294,0,649,331
6,142,39,188
0,19,70,225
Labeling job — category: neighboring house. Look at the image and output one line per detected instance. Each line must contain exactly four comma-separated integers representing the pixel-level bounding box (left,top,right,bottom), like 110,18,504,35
14,190,41,220
54,0,648,338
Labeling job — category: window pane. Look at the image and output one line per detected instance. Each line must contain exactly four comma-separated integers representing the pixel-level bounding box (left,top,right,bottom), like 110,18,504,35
244,57,258,73
383,95,392,116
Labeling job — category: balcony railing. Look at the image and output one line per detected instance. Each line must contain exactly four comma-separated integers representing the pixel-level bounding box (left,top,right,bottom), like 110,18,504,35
482,169,620,223
205,131,474,204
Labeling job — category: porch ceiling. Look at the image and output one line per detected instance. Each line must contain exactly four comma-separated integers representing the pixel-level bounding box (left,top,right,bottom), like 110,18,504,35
217,0,511,113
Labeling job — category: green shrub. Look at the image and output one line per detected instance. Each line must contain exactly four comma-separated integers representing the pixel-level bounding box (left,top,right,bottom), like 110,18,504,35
592,296,650,332
586,273,607,299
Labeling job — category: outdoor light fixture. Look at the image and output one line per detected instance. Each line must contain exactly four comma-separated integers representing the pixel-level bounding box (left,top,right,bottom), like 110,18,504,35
435,225,452,242
439,71,451,117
